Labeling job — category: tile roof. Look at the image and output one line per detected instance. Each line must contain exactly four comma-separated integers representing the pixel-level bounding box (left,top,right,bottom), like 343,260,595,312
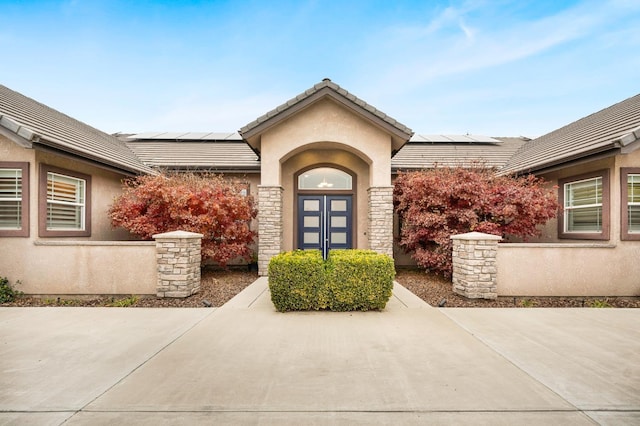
239,78,413,152
502,93,640,174
124,133,259,171
392,136,528,171
0,85,153,175
126,131,242,141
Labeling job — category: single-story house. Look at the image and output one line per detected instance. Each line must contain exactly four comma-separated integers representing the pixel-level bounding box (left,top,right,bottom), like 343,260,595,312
1,80,638,296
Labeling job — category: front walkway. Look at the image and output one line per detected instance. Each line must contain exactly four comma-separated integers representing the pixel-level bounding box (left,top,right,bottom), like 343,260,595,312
1,278,638,425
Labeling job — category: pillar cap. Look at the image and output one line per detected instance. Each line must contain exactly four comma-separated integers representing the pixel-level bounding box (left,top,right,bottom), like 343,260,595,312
450,231,502,241
153,230,204,239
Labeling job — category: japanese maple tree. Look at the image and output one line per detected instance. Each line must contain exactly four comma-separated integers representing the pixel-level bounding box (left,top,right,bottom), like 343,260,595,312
109,173,257,267
393,167,558,277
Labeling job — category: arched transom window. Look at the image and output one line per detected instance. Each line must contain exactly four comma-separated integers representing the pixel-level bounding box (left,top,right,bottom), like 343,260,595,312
298,167,352,190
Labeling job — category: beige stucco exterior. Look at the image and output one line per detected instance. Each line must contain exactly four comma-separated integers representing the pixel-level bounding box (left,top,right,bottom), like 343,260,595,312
493,148,640,296
497,242,639,296
0,135,156,294
259,98,391,187
2,82,639,297
5,240,156,295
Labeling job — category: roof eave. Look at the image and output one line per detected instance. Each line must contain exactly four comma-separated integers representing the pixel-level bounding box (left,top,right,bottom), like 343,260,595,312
501,146,621,176
150,166,261,174
33,141,156,176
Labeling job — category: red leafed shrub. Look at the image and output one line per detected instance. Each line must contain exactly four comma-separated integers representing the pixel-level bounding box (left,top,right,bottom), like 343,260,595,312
109,173,257,267
393,167,558,277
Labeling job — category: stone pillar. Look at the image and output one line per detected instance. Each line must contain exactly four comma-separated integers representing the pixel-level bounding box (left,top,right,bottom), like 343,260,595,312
257,185,284,276
450,232,501,299
368,186,394,257
153,230,203,298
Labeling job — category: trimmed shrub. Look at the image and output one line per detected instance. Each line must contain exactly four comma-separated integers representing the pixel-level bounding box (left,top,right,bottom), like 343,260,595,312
326,250,395,311
268,250,327,312
268,249,395,312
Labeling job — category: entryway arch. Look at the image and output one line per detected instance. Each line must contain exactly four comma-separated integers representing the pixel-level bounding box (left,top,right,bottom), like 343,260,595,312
295,165,356,258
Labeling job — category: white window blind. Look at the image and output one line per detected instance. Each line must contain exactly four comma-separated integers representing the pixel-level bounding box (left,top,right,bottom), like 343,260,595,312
0,169,22,229
628,174,640,233
47,172,85,230
564,177,602,232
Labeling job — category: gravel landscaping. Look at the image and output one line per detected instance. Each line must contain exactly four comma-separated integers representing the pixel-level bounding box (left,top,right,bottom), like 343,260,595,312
395,268,640,308
2,267,638,308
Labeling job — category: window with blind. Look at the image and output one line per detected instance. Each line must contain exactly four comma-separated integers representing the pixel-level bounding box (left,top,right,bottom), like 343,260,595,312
621,168,640,240
559,170,609,240
47,172,85,230
39,165,91,237
0,162,29,237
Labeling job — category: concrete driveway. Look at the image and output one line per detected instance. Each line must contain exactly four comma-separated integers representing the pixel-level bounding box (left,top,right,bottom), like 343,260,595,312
1,278,638,425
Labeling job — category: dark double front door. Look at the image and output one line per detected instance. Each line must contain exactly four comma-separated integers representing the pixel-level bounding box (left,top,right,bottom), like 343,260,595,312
298,195,352,258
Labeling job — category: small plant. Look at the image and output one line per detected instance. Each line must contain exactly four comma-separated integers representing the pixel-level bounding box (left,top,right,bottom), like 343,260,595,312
519,299,536,307
0,276,23,303
108,295,139,307
589,299,612,308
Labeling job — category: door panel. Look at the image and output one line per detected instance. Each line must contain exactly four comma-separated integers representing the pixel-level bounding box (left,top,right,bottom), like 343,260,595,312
298,195,352,257
298,195,323,252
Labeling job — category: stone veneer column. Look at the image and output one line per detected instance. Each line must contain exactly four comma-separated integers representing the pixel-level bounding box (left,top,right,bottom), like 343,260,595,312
450,232,501,300
368,186,394,257
257,185,284,276
153,230,203,298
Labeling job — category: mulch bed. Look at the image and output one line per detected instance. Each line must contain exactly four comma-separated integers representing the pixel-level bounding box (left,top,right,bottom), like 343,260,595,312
394,268,640,308
1,268,257,308
2,267,638,308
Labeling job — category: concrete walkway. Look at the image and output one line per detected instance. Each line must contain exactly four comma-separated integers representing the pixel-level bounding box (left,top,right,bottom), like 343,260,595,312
1,278,638,425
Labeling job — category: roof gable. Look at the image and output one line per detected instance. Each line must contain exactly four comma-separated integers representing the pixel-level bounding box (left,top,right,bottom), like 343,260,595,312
0,85,154,175
239,79,413,153
502,93,640,174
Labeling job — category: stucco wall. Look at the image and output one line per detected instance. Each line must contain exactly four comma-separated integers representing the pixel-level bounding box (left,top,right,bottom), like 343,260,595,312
525,156,620,244
497,242,640,296
0,137,141,241
34,150,137,241
259,98,392,187
1,136,159,294
2,239,156,295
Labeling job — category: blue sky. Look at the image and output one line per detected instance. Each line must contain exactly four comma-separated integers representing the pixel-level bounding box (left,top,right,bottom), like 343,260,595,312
1,0,639,138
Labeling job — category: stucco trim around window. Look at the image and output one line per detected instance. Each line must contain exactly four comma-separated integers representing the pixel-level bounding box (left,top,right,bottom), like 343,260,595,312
39,164,92,237
0,162,29,237
558,169,610,240
621,167,640,241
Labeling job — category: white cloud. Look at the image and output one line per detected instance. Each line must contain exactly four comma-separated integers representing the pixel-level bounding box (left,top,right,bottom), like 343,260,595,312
367,0,637,95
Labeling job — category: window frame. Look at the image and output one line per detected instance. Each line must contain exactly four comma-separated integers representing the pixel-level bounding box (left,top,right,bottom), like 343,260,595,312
558,169,610,240
0,162,29,237
39,164,91,237
621,167,640,241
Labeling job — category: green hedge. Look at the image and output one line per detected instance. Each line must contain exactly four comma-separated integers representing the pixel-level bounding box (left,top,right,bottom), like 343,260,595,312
268,250,327,311
326,250,395,311
268,249,395,312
